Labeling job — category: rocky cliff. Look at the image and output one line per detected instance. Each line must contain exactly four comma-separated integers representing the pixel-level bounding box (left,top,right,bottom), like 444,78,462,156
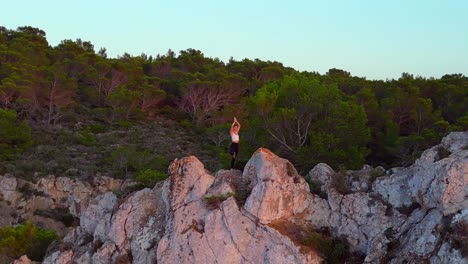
4,132,467,264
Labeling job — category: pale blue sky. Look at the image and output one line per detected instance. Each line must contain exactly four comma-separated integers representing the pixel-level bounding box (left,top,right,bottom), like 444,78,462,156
3,0,468,80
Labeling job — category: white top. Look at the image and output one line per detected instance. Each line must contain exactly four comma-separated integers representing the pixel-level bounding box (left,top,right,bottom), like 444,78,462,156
231,133,239,143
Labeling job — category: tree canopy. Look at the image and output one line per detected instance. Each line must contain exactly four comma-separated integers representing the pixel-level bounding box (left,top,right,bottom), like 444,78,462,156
1,26,467,171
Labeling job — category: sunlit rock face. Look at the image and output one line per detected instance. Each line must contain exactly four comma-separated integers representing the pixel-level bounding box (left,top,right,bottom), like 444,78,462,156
373,132,468,216
242,148,311,224
31,132,467,263
158,154,321,264
42,154,322,264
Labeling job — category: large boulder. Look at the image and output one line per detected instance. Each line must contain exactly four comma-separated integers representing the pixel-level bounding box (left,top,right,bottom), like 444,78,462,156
45,154,321,263
305,163,335,192
157,154,322,263
242,148,311,224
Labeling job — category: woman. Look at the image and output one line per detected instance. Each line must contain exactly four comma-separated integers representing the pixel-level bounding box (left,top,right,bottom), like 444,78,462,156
229,117,241,169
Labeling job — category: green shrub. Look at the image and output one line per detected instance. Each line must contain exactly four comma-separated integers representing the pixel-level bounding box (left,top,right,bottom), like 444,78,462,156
331,170,351,195
77,128,97,146
202,144,231,170
153,155,170,171
91,107,113,123
437,146,451,160
448,220,468,257
135,169,168,188
0,110,32,160
369,167,386,183
109,149,169,187
0,221,58,262
86,124,109,134
117,120,134,128
13,159,45,180
306,179,328,199
204,192,234,210
205,124,230,147
302,231,350,264
179,119,193,128
108,146,156,178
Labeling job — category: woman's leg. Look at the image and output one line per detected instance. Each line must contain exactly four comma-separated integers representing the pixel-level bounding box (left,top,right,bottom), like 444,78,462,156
231,152,236,169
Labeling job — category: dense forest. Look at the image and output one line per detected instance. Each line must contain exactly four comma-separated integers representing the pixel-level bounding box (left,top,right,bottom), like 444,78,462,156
1,26,467,178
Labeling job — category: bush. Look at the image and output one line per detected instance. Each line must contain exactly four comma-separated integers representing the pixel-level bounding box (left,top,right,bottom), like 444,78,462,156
202,144,231,170
306,179,328,199
331,170,351,195
302,231,350,264
13,159,45,180
0,221,58,262
204,192,234,210
108,146,154,178
108,145,170,185
117,120,134,128
77,128,97,146
0,110,32,160
205,124,230,147
86,124,109,134
448,220,468,257
437,146,451,160
135,169,168,188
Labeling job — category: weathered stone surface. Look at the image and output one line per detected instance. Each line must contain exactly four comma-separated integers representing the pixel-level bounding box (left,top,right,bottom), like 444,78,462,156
401,209,443,256
242,148,311,224
0,175,19,203
373,132,468,215
157,152,322,263
36,175,120,217
430,242,465,264
0,173,122,237
80,192,117,236
306,163,335,191
441,131,468,152
32,132,468,263
168,156,215,208
107,188,161,264
42,250,73,264
12,255,32,264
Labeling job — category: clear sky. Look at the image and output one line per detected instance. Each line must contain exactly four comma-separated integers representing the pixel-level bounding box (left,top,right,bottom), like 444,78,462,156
3,0,468,80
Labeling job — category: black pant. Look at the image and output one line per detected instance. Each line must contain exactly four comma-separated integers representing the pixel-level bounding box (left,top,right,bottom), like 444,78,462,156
230,142,239,168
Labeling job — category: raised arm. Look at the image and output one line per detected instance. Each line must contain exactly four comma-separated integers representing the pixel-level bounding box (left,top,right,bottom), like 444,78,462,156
234,117,241,130
230,119,236,134
231,117,241,133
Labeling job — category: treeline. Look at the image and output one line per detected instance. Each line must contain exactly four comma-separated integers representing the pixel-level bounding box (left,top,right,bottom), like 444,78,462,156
1,26,467,171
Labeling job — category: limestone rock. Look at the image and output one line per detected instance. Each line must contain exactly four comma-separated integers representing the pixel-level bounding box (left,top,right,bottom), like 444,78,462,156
157,152,322,263
168,156,214,208
80,192,117,236
400,209,443,257
38,132,467,264
42,250,73,264
441,131,468,153
430,242,466,264
36,175,121,217
12,255,31,264
0,175,19,203
373,132,468,215
242,148,310,224
306,163,335,191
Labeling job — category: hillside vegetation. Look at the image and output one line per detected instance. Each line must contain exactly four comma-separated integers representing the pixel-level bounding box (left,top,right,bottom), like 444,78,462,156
0,26,467,181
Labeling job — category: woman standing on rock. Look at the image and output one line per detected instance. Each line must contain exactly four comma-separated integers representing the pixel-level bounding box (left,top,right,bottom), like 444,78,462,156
230,117,241,169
